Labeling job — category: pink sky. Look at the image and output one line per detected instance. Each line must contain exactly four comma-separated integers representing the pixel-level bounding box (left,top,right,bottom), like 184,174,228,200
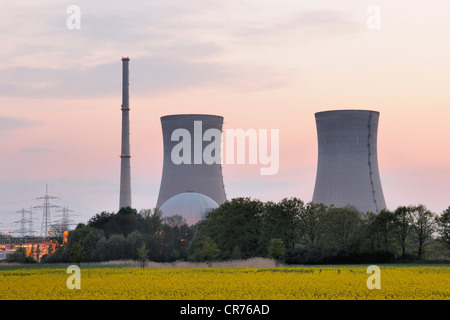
1,1,450,232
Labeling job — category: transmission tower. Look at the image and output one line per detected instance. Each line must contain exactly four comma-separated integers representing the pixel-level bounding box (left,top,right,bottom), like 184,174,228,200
15,208,31,238
54,206,78,232
28,206,36,237
34,184,60,237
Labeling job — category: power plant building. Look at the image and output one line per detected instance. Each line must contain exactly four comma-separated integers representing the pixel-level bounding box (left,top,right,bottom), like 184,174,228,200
156,114,226,224
312,110,386,213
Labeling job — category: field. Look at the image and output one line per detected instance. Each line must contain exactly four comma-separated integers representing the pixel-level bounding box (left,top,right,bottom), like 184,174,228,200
0,261,449,300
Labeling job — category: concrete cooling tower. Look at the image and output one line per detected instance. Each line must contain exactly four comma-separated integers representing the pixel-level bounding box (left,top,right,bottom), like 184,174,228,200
312,110,386,213
156,114,227,224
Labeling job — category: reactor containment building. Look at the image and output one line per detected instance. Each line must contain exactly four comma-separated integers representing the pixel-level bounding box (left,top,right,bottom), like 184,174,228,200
312,109,387,213
156,114,227,224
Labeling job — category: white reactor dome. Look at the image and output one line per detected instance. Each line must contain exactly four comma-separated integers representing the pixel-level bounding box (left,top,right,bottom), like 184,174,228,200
159,192,219,225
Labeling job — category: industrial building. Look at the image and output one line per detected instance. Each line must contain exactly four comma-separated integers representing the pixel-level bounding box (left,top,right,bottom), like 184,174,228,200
312,109,387,213
156,114,227,224
0,233,67,261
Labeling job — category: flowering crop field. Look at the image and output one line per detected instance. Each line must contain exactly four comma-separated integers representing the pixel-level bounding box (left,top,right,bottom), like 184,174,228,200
0,265,448,300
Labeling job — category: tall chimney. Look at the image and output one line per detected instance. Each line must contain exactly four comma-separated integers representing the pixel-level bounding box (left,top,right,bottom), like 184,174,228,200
119,57,132,209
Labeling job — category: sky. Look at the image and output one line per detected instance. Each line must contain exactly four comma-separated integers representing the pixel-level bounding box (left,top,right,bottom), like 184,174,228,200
1,0,450,234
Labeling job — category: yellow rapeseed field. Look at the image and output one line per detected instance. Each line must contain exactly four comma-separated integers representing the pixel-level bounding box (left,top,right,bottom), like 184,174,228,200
0,265,448,300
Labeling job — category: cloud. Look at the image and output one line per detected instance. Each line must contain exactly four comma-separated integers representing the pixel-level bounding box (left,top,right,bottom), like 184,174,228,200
0,52,292,99
21,148,52,153
0,2,361,99
230,9,361,40
0,55,231,99
0,116,37,132
295,9,360,30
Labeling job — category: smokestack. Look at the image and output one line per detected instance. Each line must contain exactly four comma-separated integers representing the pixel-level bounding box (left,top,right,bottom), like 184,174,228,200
119,57,132,209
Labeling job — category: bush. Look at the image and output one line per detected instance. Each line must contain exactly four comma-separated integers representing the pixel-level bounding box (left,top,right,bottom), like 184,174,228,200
25,255,37,263
268,238,285,265
285,245,322,264
6,247,37,263
285,246,395,264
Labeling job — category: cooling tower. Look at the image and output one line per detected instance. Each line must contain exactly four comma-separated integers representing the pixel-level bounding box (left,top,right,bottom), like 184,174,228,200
312,110,386,213
119,57,132,209
156,114,227,209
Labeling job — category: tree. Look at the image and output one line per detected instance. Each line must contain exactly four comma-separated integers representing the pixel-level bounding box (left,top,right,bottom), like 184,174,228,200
124,230,146,260
201,236,220,267
6,247,27,263
139,207,163,220
298,202,327,245
136,242,149,268
409,204,436,259
268,238,285,266
87,207,140,238
139,208,157,219
36,245,41,263
374,209,395,254
163,215,186,228
48,243,55,255
70,242,85,266
66,224,104,261
436,207,450,253
81,228,104,261
231,245,243,260
201,198,264,259
138,208,163,234
320,206,361,252
392,206,412,260
363,209,395,254
113,207,139,237
107,234,126,260
261,198,303,250
87,212,114,230
159,215,193,262
94,236,108,261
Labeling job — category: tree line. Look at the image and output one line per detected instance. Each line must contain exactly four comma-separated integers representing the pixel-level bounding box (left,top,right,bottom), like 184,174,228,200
42,207,194,264
189,198,450,264
8,198,450,265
